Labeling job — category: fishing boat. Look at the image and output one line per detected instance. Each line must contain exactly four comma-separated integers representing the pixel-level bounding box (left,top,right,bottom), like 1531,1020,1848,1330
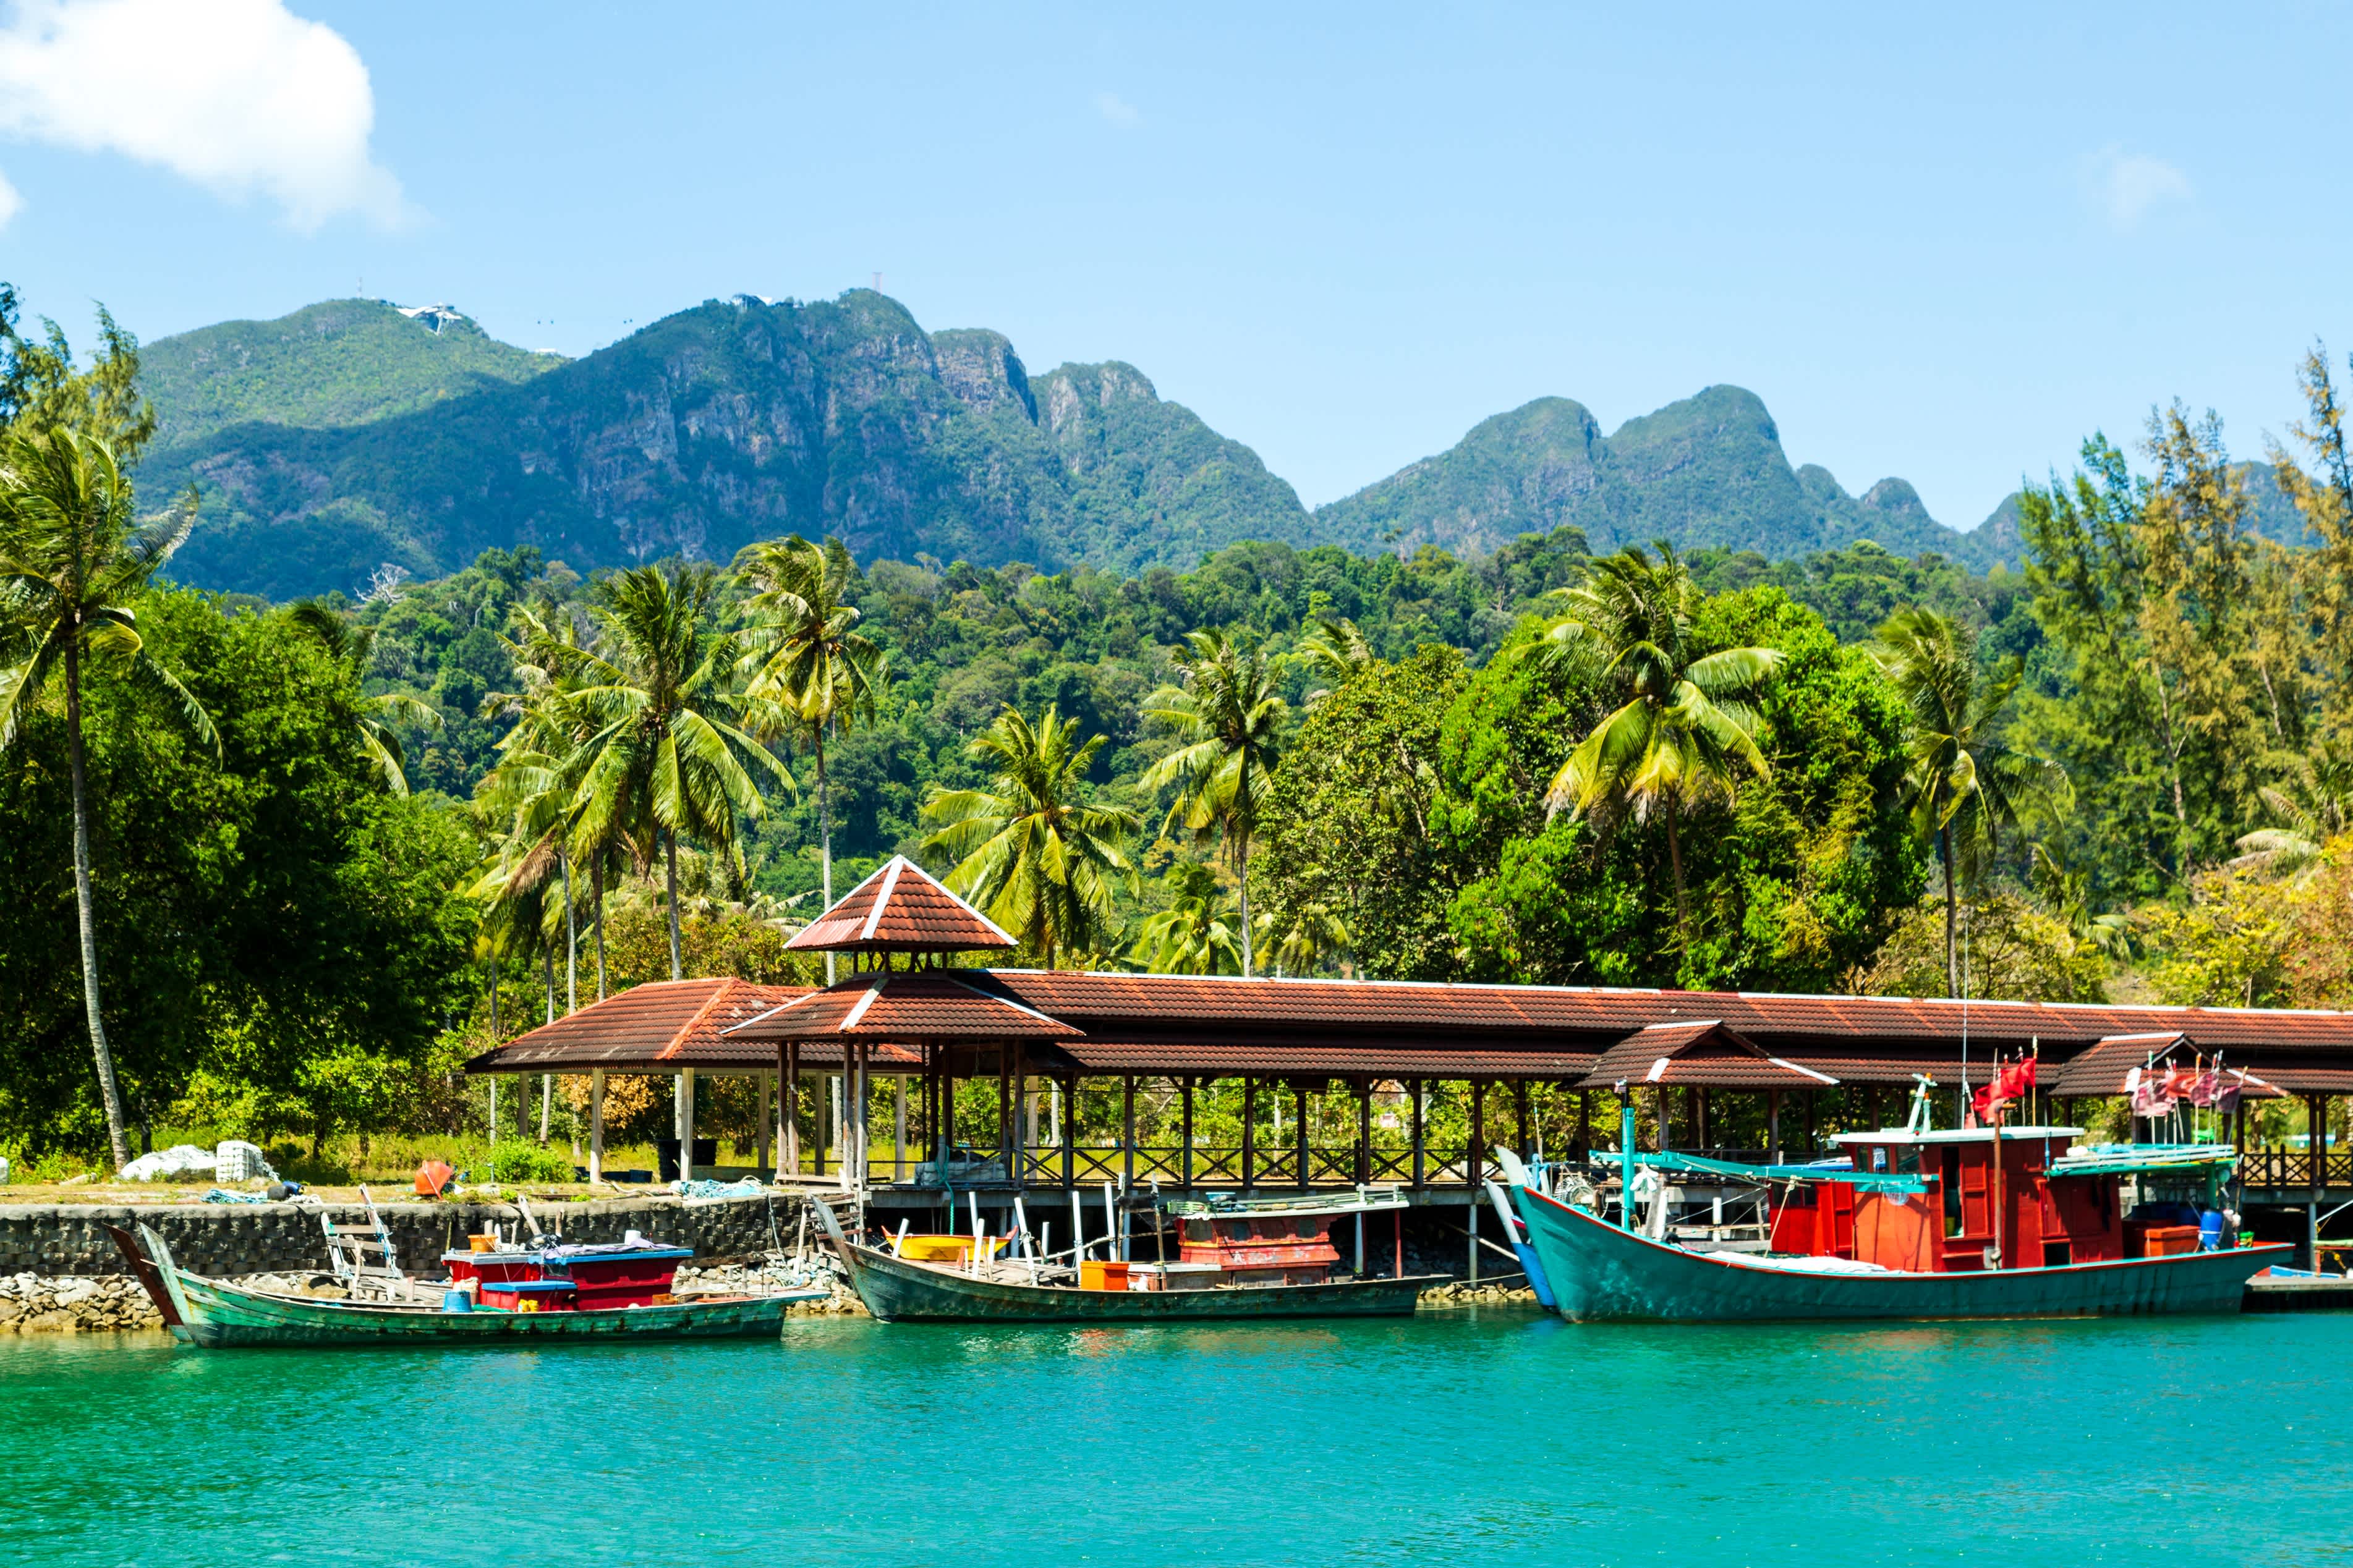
115,1223,825,1349
1500,1087,2292,1321
817,1189,1442,1323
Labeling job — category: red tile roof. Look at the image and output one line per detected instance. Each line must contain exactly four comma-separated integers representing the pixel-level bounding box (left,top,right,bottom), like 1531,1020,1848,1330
785,857,1016,954
1576,1020,1842,1091
464,978,820,1074
982,971,2353,1054
2045,1033,2190,1097
725,970,1078,1041
1056,1038,1598,1079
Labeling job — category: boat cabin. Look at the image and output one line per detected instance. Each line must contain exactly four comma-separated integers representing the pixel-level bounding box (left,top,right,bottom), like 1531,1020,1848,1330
1167,1191,1407,1287
1764,1125,2197,1273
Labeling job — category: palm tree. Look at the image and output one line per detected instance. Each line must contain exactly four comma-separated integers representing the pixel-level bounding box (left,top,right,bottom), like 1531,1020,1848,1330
1872,605,2066,996
1141,629,1288,977
555,565,791,980
734,536,885,978
2230,742,2353,883
921,705,1139,968
1298,615,1374,703
1535,543,1781,939
0,428,217,1168
285,601,441,794
1131,860,1244,975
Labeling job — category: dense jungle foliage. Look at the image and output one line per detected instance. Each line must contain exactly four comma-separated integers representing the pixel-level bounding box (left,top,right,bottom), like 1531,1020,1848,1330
6,287,2353,1164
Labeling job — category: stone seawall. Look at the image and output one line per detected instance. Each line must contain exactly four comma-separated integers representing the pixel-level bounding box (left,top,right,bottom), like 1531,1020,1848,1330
0,1192,805,1281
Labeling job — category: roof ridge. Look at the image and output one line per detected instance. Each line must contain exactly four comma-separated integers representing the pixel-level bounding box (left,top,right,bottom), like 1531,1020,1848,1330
658,977,738,1061
861,857,909,943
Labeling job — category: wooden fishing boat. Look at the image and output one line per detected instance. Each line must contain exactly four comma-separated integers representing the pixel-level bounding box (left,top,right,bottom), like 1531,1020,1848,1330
1507,1120,2292,1322
127,1225,823,1349
817,1195,1440,1323
1513,1184,2287,1321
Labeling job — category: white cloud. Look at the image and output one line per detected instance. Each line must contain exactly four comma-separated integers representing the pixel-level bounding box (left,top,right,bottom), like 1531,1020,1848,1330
0,166,19,227
1095,91,1140,127
2086,145,2192,231
0,0,406,231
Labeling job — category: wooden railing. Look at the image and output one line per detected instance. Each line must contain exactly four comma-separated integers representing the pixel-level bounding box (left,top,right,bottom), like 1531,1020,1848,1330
862,1143,1508,1189
2239,1150,2353,1189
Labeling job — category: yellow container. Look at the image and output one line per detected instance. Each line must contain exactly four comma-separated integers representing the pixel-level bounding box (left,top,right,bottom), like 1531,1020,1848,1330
468,1234,496,1253
1079,1260,1131,1292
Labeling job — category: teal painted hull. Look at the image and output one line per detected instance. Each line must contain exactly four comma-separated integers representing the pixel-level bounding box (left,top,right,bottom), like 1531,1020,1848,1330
167,1270,817,1349
1511,1185,2289,1322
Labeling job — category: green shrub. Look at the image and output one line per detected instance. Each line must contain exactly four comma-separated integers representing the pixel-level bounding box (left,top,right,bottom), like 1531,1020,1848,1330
487,1141,577,1184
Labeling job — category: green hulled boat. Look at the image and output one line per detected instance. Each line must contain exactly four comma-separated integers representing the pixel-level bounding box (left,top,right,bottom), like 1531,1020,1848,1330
835,1238,1434,1323
138,1226,822,1349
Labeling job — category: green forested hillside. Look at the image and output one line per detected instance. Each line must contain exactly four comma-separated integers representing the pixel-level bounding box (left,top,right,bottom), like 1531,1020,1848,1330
141,290,2007,603
1313,387,2000,567
151,292,1321,601
143,299,565,453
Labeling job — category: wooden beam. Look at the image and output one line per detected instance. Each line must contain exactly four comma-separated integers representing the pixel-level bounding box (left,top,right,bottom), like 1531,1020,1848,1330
785,1039,800,1176
1062,1072,1078,1189
1242,1075,1257,1192
1181,1075,1195,1190
1121,1075,1136,1187
1295,1081,1309,1188
1356,1079,1372,1184
1516,1081,1532,1159
1469,1079,1486,1189
1410,1077,1424,1189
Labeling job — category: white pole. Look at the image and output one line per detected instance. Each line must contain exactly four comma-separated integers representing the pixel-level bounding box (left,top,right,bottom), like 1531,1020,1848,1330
968,1190,984,1272
679,1069,697,1183
1070,1189,1086,1263
1013,1195,1032,1258
895,1074,907,1182
589,1070,605,1184
1102,1181,1117,1261
1355,1211,1365,1276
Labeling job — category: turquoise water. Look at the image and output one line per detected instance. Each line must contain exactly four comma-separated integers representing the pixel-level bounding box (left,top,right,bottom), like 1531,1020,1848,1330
4,1310,2346,1566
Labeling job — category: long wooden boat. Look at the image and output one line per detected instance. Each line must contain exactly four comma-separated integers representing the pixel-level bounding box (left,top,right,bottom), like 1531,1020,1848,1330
833,1237,1436,1323
135,1225,822,1349
1511,1182,2291,1322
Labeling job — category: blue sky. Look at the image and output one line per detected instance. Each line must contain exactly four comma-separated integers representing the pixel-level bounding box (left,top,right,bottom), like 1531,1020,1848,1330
2,2,2349,528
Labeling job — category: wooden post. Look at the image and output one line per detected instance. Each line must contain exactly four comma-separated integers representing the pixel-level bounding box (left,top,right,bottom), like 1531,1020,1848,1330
1467,1186,1478,1284
938,1048,954,1171
1517,1081,1531,1159
1295,1082,1309,1188
678,1069,697,1182
1122,1075,1136,1186
1181,1076,1195,1190
589,1069,605,1183
894,1067,906,1182
1002,1048,1021,1185
1410,1078,1425,1189
1576,1089,1591,1156
1804,1088,1817,1155
756,1071,773,1174
1768,1089,1782,1165
784,1041,800,1176
1469,1080,1486,1189
1242,1076,1257,1191
1356,1080,1372,1184
814,1070,828,1178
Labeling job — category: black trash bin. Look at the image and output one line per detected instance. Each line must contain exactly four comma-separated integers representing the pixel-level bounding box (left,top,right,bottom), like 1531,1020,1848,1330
656,1138,719,1181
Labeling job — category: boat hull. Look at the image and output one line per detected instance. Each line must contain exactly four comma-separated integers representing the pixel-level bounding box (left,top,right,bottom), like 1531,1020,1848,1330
168,1271,814,1349
1512,1185,2290,1322
843,1244,1437,1323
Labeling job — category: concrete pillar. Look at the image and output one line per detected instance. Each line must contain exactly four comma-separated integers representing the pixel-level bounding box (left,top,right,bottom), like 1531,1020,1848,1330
895,1073,907,1182
757,1072,773,1174
677,1069,697,1183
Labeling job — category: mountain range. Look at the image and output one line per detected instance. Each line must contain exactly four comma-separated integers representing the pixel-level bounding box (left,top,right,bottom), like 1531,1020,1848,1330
143,290,2013,600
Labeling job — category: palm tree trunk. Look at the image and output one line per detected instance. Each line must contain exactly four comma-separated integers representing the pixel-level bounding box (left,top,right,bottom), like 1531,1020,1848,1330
1667,797,1688,943
815,731,835,987
591,857,608,1001
63,640,132,1172
1236,833,1254,979
561,849,577,1015
1939,823,1960,998
664,829,684,981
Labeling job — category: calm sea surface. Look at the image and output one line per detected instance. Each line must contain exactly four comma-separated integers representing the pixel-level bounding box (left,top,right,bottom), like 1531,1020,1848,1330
4,1309,2346,1567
